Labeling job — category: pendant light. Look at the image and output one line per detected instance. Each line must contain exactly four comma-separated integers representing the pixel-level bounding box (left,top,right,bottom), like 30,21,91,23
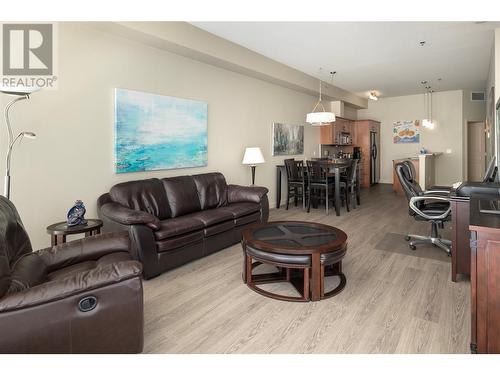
306,70,336,126
421,81,435,129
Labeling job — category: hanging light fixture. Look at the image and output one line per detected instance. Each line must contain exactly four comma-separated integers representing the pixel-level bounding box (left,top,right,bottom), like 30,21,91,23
421,81,435,129
306,70,335,126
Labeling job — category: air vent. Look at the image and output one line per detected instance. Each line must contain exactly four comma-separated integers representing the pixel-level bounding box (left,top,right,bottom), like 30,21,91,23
471,91,485,101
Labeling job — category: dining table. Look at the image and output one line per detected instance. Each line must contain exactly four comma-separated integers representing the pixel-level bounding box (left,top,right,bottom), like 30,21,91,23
276,159,359,216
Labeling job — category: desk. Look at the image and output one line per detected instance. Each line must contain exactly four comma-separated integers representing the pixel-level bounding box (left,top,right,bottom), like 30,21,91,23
469,194,500,353
450,195,471,282
276,161,359,216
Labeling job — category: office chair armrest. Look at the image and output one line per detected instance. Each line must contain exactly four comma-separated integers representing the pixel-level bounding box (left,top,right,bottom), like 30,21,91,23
423,190,450,195
409,196,451,221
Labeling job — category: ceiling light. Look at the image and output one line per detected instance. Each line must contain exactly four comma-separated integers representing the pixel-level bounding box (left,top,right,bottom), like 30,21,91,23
368,92,378,101
419,41,426,46
422,87,436,129
306,71,336,126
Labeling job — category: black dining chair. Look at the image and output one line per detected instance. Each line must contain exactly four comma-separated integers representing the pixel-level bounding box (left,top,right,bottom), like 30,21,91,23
340,159,359,212
306,160,335,215
284,158,306,210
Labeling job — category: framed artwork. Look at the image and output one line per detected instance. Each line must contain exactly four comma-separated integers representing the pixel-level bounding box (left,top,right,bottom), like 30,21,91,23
114,88,208,173
272,122,304,156
393,120,420,144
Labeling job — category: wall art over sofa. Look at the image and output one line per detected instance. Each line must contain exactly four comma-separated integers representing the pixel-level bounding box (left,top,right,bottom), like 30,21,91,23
114,88,208,173
272,122,304,156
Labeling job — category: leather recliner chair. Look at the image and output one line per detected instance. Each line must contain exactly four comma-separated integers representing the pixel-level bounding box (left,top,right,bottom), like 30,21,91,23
0,196,144,353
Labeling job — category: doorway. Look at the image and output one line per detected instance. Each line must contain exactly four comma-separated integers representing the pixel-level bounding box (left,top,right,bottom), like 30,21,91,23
467,121,486,181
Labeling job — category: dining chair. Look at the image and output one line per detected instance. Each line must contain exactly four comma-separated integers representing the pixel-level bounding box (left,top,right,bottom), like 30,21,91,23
340,159,359,212
306,160,335,215
284,158,306,210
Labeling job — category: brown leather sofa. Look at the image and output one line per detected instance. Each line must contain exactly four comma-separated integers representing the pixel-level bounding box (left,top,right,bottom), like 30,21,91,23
97,172,269,279
0,196,144,354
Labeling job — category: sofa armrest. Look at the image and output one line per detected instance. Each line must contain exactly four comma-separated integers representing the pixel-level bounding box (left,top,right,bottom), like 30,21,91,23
0,260,142,313
37,231,132,272
228,184,269,204
99,202,160,230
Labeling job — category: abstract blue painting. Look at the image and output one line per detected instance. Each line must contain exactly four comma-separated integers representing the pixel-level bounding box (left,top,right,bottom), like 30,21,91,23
114,88,208,173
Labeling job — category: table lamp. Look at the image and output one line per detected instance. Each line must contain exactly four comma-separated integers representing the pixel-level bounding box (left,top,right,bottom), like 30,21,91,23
242,147,265,185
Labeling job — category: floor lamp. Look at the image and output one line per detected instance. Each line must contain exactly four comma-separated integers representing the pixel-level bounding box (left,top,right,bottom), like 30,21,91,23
0,87,39,200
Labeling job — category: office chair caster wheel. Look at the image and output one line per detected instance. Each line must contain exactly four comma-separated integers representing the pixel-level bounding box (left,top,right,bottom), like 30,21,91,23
405,235,411,241
409,245,416,251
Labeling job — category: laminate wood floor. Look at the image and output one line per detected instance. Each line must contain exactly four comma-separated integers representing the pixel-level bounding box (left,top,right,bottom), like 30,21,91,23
142,184,470,353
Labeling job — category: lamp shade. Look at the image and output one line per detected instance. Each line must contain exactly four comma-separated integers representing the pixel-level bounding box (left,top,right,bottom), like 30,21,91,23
306,111,336,125
242,147,265,165
0,86,40,96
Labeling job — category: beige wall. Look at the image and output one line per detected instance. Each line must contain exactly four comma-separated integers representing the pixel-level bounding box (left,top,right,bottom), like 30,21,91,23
496,29,500,104
462,89,487,179
495,28,500,164
357,90,465,186
0,23,321,249
485,44,496,166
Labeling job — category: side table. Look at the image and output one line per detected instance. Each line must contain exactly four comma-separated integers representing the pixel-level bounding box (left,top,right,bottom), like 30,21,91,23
46,219,103,246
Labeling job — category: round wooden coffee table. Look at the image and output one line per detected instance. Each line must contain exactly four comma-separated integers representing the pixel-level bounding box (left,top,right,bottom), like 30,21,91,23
242,221,347,302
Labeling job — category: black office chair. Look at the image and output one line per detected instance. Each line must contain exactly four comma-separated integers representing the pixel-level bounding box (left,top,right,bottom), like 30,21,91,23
395,161,452,254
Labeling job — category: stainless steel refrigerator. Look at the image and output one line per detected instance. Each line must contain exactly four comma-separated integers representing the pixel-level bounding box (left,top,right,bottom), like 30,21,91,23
370,131,379,185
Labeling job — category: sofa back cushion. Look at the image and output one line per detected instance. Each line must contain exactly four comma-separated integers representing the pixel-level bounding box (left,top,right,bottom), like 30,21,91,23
192,172,228,210
110,178,170,220
161,176,201,217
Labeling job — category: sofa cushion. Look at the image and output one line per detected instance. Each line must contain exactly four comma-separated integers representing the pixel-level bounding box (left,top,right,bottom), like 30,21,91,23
220,202,261,219
162,176,201,217
154,217,205,241
235,211,261,227
156,231,204,252
204,220,235,237
110,178,170,220
186,208,234,227
192,172,228,210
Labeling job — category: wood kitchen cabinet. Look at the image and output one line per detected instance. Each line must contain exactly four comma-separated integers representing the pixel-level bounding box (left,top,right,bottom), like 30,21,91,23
319,117,354,145
320,122,335,144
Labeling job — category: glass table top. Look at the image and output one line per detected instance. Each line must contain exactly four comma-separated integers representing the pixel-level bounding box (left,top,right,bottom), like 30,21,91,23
252,223,338,248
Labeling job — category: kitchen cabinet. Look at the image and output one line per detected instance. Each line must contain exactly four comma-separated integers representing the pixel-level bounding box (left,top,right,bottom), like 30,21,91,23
319,117,354,145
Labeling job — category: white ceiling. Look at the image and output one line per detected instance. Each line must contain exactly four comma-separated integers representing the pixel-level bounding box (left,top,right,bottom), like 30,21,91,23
191,22,499,99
